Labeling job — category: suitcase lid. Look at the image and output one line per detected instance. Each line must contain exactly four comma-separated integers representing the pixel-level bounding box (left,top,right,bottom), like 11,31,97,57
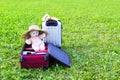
48,43,71,67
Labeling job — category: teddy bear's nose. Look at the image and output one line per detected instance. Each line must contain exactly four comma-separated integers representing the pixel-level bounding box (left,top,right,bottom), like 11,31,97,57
35,35,38,37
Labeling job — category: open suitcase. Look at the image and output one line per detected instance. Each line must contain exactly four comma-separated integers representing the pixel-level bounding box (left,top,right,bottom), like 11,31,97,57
42,19,62,47
20,43,71,69
20,43,49,69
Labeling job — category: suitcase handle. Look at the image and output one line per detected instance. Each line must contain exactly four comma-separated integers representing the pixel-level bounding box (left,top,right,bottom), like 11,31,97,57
20,55,24,62
46,20,58,26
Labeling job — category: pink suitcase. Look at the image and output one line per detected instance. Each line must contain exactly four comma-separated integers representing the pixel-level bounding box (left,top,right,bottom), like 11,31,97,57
20,43,71,69
20,43,49,69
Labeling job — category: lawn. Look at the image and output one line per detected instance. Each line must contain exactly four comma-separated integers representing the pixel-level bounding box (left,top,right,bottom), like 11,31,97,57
0,0,120,80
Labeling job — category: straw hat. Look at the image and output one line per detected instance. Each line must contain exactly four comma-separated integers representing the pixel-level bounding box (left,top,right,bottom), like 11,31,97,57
22,25,48,40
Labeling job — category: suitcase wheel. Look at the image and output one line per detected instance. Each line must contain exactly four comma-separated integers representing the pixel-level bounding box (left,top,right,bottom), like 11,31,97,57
43,65,49,70
20,55,24,62
44,54,49,61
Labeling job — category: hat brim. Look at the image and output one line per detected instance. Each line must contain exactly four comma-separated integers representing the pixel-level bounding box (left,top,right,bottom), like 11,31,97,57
24,29,48,36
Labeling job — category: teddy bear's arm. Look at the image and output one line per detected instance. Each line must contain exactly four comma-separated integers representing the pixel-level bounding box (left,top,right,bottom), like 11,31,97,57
25,38,32,45
39,33,46,39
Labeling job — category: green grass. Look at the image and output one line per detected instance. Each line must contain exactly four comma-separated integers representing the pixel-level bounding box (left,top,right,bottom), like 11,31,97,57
0,0,120,80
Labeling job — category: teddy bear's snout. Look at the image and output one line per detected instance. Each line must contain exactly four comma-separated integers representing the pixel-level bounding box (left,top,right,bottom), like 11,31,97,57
35,35,38,37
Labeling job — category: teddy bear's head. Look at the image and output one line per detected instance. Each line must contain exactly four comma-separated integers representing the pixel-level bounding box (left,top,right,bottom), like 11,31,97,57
22,25,48,40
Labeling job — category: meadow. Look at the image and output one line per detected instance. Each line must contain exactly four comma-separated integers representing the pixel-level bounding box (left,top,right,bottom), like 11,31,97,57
0,0,120,80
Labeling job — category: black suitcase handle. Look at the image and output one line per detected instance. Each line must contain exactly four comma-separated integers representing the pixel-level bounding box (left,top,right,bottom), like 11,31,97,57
46,20,58,26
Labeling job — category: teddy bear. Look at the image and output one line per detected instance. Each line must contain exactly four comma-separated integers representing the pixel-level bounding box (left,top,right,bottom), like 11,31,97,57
22,25,48,52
